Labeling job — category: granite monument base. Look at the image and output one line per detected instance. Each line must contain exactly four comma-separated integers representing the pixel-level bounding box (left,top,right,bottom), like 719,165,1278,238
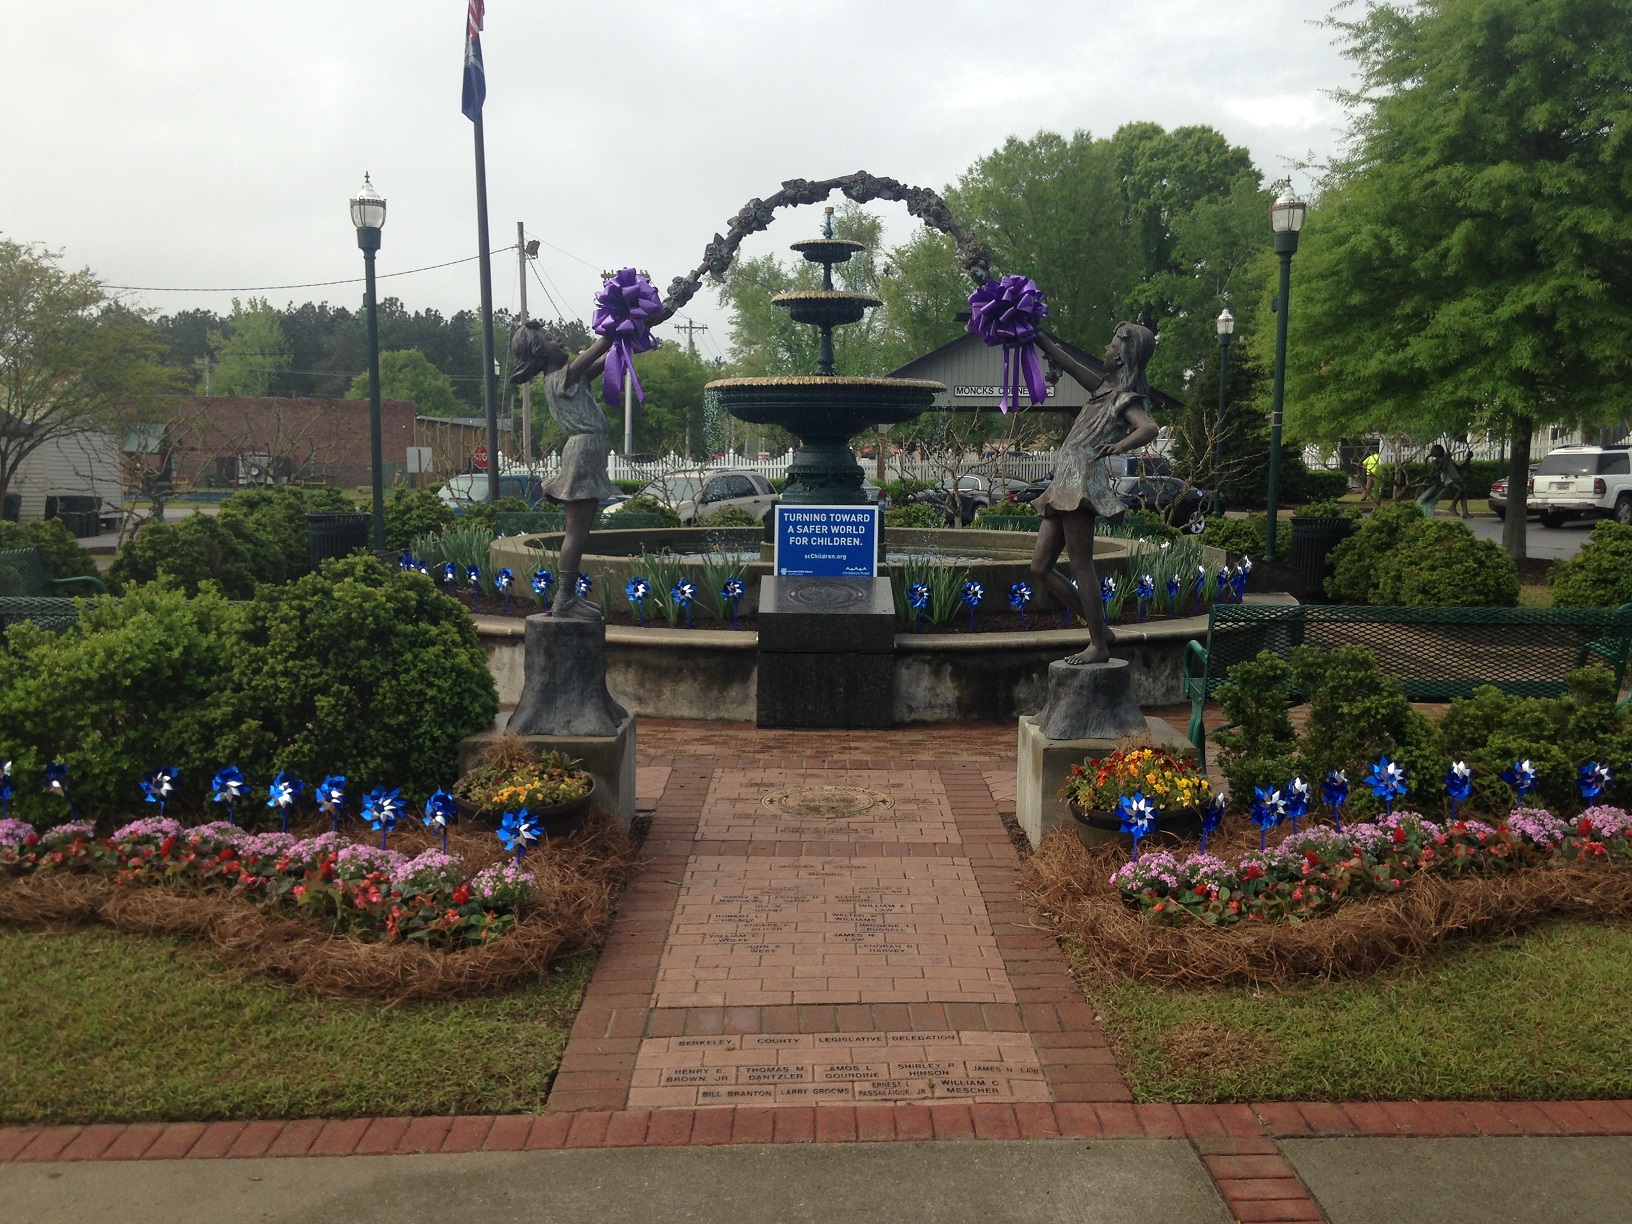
1016,714,1193,849
459,713,636,829
756,575,894,728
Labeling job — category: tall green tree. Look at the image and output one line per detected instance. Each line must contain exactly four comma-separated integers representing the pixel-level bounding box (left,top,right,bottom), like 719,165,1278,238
348,348,462,416
0,241,180,509
1275,0,1632,558
207,296,290,396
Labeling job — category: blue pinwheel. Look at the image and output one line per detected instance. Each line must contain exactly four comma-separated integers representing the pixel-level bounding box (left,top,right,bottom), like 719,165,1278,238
1366,756,1409,817
423,789,459,853
574,572,593,599
497,807,543,862
1135,574,1154,622
1216,565,1231,605
1250,785,1286,851
1200,790,1227,854
1285,776,1311,834
1165,574,1181,612
1579,760,1611,802
361,786,404,848
1444,760,1473,820
1322,770,1350,833
1100,575,1116,616
532,569,554,606
141,766,179,816
1117,791,1157,861
1501,759,1536,810
494,566,514,615
671,579,697,628
211,766,248,826
908,582,931,633
721,578,746,629
266,772,304,833
442,561,458,595
466,565,482,610
1008,581,1033,630
398,549,416,571
1193,564,1207,614
962,580,984,630
1231,560,1251,602
625,577,650,626
0,759,12,819
316,774,347,831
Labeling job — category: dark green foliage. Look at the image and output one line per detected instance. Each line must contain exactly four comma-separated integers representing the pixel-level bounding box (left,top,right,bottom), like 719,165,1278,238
1294,500,1360,520
218,487,320,578
1200,514,1267,557
458,497,531,532
383,487,456,551
213,555,497,800
1548,521,1632,609
0,519,98,580
608,497,681,528
702,505,760,528
613,479,645,495
1120,509,1179,541
107,513,285,599
1438,667,1632,812
0,585,241,822
883,503,944,528
975,500,1039,522
1213,652,1299,800
1328,506,1516,606
881,478,933,506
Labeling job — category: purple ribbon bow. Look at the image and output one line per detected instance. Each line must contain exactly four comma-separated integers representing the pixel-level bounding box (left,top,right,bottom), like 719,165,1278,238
966,274,1049,413
592,268,664,406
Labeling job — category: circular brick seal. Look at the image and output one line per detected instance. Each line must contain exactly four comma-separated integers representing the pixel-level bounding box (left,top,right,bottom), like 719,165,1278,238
761,785,895,819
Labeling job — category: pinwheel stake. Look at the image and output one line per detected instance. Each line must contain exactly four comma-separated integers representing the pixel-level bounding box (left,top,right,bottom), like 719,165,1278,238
1322,770,1349,833
466,566,482,612
1579,761,1610,803
908,582,930,633
1367,756,1409,818
1444,760,1473,821
721,578,745,629
442,562,458,598
1100,575,1115,619
1193,565,1207,615
267,772,305,834
671,579,696,628
141,766,179,816
498,807,542,864
317,774,347,833
532,569,554,608
494,567,514,616
1117,791,1156,862
1008,581,1033,630
362,786,403,849
211,766,248,826
0,760,12,820
1135,574,1154,623
625,577,650,626
1285,776,1310,835
966,275,1050,412
424,789,458,853
398,550,416,571
1200,791,1226,855
1501,759,1536,812
961,581,983,631
1251,785,1286,852
44,761,74,819
575,573,593,600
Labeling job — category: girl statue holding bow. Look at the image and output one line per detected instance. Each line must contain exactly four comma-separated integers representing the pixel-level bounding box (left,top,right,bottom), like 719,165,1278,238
509,315,668,620
1029,322,1159,665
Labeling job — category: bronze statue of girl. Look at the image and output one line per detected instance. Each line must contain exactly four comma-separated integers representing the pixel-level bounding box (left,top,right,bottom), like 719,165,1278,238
1030,322,1159,665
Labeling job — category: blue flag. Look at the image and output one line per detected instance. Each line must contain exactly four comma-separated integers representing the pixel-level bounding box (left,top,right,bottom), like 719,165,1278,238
461,0,485,122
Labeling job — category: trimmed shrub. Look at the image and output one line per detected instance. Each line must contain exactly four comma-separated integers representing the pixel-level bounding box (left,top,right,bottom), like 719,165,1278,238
1370,520,1518,607
1324,504,1427,603
0,518,98,580
108,513,286,598
1294,469,1351,503
1200,514,1267,557
1121,508,1181,541
383,486,456,550
1294,499,1360,520
1548,521,1632,608
973,500,1039,528
701,505,761,528
609,496,681,528
881,478,933,507
218,488,319,578
883,503,944,528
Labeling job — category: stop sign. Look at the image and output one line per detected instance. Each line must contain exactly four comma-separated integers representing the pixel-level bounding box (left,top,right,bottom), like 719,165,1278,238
472,445,489,470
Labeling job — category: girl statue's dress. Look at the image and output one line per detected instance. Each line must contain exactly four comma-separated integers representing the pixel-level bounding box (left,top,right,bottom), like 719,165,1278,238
1034,383,1149,520
540,368,618,504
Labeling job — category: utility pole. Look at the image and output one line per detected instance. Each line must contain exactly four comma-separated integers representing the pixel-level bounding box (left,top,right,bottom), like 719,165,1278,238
673,318,708,356
193,357,213,396
516,224,538,469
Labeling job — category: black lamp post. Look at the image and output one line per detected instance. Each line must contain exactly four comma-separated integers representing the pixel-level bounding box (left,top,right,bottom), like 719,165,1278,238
350,173,387,553
1264,188,1307,561
1214,307,1234,514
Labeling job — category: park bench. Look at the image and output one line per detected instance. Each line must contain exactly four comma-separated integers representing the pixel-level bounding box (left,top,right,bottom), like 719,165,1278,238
1183,602,1632,767
0,547,109,633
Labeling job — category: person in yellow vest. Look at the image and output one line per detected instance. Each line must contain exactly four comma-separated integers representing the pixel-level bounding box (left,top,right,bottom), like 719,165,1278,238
1361,451,1382,505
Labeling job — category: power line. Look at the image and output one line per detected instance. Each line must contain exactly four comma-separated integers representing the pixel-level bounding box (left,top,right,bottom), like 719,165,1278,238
106,249,509,294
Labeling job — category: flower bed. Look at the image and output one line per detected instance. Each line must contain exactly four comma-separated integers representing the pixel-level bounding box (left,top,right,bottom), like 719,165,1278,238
0,814,635,999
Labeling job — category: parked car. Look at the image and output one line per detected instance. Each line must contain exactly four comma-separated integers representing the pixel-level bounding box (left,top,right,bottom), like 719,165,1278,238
1487,465,1539,521
437,473,546,510
1527,446,1632,527
1115,476,1213,532
910,475,997,525
1011,453,1170,505
605,469,778,525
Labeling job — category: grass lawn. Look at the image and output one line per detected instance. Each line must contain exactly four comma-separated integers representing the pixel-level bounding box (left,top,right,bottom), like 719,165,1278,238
0,928,593,1125
1082,921,1632,1103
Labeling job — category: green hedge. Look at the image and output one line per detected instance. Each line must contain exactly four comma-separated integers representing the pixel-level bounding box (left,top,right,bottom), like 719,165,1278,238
0,519,98,581
1201,514,1268,557
1548,521,1632,609
108,514,286,599
883,503,944,528
1326,505,1516,606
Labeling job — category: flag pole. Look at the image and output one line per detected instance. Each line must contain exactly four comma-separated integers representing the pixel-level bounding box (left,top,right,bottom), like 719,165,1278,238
473,113,500,504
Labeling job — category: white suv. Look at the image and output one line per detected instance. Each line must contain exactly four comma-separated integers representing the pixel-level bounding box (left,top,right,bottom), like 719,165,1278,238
1528,445,1632,528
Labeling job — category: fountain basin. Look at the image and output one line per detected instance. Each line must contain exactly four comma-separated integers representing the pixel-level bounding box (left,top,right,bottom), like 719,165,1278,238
706,375,943,439
771,290,881,328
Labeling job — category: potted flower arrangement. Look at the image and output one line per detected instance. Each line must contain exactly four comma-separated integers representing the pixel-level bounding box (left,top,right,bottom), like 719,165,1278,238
454,735,595,835
1061,743,1211,847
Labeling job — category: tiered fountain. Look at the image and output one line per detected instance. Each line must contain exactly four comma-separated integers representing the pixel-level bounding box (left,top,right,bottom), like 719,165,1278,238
704,209,944,504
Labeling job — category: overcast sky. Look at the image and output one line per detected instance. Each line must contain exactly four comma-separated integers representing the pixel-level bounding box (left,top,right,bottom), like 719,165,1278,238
1,1,1356,363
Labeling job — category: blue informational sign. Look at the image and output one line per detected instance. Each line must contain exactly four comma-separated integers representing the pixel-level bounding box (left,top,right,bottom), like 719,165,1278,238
773,504,880,578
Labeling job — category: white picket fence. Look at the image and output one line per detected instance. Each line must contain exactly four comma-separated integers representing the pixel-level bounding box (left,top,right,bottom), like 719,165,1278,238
499,449,797,484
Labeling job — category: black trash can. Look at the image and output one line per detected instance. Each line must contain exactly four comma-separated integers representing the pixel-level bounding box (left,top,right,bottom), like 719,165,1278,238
306,512,371,571
1288,516,1354,604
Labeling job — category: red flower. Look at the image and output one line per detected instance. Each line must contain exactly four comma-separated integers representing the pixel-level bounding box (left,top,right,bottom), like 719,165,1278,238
452,884,470,906
1391,828,1407,844
1578,818,1595,836
1305,850,1321,865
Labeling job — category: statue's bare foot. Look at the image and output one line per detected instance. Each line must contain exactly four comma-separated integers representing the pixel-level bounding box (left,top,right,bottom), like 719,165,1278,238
1063,643,1112,665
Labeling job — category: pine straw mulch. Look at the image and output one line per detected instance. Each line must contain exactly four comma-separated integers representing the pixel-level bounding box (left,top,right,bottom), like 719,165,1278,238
1023,825,1632,988
0,815,639,1001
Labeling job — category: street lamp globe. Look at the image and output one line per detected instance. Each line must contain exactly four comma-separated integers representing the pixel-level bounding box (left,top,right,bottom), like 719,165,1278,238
1270,190,1307,234
350,173,386,233
1215,308,1235,338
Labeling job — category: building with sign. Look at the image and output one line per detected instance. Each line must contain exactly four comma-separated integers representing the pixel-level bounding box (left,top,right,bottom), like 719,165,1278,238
887,332,1183,414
